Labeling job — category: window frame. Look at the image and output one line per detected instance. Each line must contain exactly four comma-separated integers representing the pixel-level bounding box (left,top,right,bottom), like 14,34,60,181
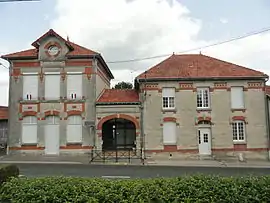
22,73,39,101
162,88,175,110
196,87,210,109
162,121,177,145
21,116,38,144
44,72,61,100
230,86,245,109
67,115,83,143
232,120,246,142
66,72,83,100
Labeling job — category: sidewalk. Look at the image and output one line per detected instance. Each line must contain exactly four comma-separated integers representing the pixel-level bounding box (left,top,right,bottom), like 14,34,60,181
1,154,270,168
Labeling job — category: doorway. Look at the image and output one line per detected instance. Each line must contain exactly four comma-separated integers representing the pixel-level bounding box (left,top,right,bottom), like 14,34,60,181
102,118,136,150
198,128,212,155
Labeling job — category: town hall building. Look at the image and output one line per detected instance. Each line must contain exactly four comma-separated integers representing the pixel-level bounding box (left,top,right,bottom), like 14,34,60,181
2,29,270,161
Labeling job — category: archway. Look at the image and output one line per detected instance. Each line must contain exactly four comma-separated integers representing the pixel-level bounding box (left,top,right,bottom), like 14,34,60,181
102,118,136,150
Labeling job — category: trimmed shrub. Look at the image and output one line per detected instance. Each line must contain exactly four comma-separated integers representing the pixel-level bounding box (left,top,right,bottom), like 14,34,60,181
0,175,270,203
0,164,19,184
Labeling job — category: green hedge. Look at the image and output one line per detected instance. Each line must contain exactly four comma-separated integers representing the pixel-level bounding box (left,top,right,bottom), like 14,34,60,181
0,164,19,185
0,176,270,203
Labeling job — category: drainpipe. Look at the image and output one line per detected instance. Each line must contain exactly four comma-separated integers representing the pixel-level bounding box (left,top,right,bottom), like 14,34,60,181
137,78,146,164
265,78,270,161
93,55,97,149
6,60,12,155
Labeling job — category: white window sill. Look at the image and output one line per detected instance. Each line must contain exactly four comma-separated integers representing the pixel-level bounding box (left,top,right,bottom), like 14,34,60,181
162,108,176,111
196,108,211,111
233,141,246,144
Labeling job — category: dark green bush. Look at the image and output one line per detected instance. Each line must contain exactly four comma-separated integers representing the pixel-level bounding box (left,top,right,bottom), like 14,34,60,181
0,164,19,184
0,175,270,203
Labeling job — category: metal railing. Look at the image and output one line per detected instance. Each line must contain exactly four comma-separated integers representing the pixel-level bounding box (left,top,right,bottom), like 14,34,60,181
89,148,144,164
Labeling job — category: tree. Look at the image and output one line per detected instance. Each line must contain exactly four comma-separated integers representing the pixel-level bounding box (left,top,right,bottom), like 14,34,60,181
113,81,133,89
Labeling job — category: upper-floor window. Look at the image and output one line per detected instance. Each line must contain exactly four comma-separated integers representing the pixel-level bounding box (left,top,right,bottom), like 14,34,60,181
45,72,60,100
232,120,245,142
162,88,175,109
231,86,244,109
67,72,83,100
22,73,38,100
197,88,210,109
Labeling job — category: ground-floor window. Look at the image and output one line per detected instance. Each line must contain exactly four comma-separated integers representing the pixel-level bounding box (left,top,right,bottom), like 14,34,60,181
232,120,245,142
162,122,176,144
22,116,38,144
67,115,82,143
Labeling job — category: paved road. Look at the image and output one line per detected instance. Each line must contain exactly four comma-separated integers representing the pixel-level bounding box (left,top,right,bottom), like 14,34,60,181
16,163,270,178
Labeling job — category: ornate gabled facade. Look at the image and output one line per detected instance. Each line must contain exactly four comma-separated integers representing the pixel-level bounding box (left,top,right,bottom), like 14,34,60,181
2,29,270,161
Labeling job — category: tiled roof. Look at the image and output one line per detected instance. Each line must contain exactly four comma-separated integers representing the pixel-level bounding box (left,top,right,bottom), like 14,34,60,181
1,29,98,59
0,106,8,120
97,89,140,103
136,54,268,80
266,86,270,95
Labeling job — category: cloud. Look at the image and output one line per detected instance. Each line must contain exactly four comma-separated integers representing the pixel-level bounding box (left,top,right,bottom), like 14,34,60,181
220,18,228,24
51,0,270,86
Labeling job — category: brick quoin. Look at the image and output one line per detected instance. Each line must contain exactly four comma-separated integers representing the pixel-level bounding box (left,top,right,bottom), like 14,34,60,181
97,114,139,130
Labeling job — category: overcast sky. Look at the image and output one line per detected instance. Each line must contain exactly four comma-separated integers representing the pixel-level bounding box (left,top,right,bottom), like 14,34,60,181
0,0,270,106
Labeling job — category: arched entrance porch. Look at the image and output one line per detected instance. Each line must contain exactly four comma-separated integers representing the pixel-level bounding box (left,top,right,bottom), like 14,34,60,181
102,118,136,150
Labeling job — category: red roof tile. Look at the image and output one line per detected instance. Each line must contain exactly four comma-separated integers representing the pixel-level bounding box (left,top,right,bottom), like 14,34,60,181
136,54,268,80
0,106,8,120
1,29,98,59
97,89,140,103
266,86,270,95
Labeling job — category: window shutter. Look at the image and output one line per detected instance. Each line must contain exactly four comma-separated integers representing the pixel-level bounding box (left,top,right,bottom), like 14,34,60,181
23,75,38,100
45,74,60,99
67,74,82,99
162,88,175,97
162,122,177,144
22,116,37,144
67,116,82,143
231,87,244,109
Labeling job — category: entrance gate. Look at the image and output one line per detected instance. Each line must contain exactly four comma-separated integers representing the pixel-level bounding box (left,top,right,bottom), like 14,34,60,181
90,118,143,164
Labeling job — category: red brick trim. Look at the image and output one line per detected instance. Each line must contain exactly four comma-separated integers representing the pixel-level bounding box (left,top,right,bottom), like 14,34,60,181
212,147,267,152
198,116,211,122
179,83,194,90
213,82,227,90
66,60,92,67
83,67,93,80
163,145,177,152
233,144,247,151
163,117,177,122
9,146,44,150
64,102,85,112
22,111,37,117
97,132,102,137
44,41,61,58
13,61,40,67
97,114,139,130
66,110,82,116
44,110,60,117
247,82,263,90
232,116,245,121
60,144,92,149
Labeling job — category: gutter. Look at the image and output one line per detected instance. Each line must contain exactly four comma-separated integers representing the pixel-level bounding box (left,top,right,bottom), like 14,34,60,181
136,76,269,82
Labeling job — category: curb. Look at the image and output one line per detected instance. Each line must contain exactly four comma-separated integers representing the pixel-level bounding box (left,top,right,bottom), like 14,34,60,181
0,161,83,165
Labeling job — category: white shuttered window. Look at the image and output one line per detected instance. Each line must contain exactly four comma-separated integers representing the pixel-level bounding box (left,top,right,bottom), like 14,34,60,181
22,74,38,100
163,122,176,144
162,88,175,109
67,116,82,143
45,73,60,100
231,87,244,109
22,116,38,144
67,73,83,99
